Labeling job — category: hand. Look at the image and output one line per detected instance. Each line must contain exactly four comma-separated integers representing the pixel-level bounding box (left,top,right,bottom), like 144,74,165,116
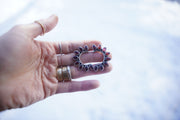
0,15,112,111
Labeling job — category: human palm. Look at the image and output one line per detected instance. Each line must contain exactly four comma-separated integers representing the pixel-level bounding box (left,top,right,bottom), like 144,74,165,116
0,15,112,110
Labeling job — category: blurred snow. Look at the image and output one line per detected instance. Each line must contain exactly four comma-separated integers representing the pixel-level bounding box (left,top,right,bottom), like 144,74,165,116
0,0,180,120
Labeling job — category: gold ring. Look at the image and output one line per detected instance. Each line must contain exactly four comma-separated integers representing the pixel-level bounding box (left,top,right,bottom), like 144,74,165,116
34,21,45,36
56,66,72,82
56,68,63,82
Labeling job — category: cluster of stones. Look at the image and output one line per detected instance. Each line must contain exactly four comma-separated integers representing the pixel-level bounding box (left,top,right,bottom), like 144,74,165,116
73,45,111,72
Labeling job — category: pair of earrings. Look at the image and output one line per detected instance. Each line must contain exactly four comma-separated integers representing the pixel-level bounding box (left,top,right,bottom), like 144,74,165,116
73,45,111,72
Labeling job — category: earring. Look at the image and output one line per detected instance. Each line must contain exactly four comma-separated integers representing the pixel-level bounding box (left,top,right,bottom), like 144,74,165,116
73,45,111,72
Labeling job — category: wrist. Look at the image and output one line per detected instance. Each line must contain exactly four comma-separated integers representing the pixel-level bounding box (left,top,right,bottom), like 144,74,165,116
0,82,9,111
0,78,15,111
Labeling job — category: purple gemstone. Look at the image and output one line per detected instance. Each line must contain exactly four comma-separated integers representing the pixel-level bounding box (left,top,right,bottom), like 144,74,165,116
78,64,84,70
79,47,83,52
84,45,89,51
104,62,109,67
74,61,80,66
74,50,80,55
99,65,104,71
89,64,94,71
103,47,107,52
82,65,86,71
77,62,82,67
105,52,110,56
93,45,97,50
105,57,111,61
85,65,89,72
73,56,79,60
98,45,101,50
97,64,101,69
94,65,99,72
102,61,109,67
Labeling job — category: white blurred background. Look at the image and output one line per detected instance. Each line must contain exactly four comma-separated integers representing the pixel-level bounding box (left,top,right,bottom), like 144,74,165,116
0,0,180,120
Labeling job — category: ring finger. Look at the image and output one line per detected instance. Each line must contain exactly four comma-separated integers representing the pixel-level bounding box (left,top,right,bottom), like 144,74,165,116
53,40,101,54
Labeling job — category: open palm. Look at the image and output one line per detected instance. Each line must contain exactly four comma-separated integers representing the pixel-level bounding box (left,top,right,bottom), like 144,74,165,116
0,15,112,111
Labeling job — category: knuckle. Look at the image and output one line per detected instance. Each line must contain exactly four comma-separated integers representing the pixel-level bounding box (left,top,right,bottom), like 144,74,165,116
67,42,73,53
10,24,26,34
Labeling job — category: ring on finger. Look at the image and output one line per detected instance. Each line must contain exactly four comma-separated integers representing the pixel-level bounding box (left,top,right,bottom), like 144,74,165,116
56,66,72,82
34,20,46,36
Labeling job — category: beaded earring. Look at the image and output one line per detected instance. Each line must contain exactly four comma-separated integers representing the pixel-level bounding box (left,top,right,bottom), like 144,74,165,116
73,45,111,72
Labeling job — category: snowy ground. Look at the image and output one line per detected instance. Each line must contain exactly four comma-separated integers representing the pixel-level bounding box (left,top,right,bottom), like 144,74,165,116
0,0,180,120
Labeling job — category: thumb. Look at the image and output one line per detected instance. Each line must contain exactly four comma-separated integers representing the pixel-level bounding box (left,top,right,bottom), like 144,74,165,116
26,15,58,38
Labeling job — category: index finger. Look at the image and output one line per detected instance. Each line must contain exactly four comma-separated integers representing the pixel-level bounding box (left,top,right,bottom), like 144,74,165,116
53,40,101,54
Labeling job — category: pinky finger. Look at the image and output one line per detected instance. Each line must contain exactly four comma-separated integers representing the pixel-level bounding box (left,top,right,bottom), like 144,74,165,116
56,80,100,93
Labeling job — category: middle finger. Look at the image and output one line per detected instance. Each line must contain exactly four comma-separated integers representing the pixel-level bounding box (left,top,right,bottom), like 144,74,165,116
57,52,112,66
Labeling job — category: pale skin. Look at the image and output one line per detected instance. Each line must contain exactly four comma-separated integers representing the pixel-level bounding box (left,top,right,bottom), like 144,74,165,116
0,15,112,111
